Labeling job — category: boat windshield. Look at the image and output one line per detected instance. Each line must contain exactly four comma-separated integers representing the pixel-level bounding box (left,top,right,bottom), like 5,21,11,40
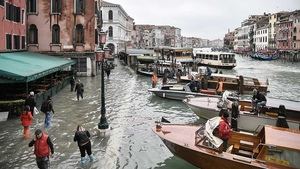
257,145,300,168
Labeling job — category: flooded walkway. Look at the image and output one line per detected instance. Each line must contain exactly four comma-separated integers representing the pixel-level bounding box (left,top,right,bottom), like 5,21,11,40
0,59,197,169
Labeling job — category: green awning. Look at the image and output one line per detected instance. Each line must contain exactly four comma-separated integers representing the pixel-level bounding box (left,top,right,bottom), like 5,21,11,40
0,52,75,83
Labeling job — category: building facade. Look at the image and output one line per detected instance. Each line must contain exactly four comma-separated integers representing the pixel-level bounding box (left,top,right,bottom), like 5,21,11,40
102,1,134,54
152,28,164,48
26,0,98,76
234,25,252,51
0,0,26,51
209,39,224,48
134,25,181,49
291,11,300,50
254,25,269,51
224,30,235,50
276,13,293,50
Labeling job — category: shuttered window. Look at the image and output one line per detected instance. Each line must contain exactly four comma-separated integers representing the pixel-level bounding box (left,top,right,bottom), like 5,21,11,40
75,24,84,43
75,0,85,14
5,2,22,22
28,24,38,44
14,35,20,49
109,26,113,37
108,10,113,20
21,36,26,49
52,24,60,44
51,0,62,13
27,0,36,13
6,34,12,50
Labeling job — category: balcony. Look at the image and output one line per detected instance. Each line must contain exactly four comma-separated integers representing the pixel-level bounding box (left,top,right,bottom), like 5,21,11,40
276,36,288,41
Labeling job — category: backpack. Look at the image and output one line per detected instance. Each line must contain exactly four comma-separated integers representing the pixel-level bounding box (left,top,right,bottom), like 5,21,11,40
41,101,48,113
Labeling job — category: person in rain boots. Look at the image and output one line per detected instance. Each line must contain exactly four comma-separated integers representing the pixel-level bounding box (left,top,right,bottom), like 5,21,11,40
20,106,33,139
29,129,54,169
25,91,36,116
70,76,76,92
41,96,55,129
151,71,158,88
74,125,94,164
75,80,84,101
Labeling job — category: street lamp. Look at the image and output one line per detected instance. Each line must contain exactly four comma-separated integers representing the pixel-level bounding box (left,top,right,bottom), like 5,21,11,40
98,31,109,130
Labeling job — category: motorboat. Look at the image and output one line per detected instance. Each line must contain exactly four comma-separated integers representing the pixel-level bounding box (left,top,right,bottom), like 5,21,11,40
181,72,269,94
148,84,220,101
183,95,300,132
153,117,300,169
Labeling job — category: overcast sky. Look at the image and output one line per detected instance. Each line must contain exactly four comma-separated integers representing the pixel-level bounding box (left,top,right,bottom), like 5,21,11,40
105,0,299,40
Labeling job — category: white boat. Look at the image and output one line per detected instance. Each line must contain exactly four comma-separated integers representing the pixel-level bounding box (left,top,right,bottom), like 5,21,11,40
194,51,236,69
183,95,300,132
0,111,9,122
148,84,220,100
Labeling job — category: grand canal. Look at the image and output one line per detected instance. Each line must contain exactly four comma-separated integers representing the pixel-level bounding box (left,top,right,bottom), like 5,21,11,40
0,55,299,169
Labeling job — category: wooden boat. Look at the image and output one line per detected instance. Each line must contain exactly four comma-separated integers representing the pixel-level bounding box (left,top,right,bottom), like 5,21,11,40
250,52,279,61
194,51,237,69
181,73,268,94
183,96,300,132
148,84,220,101
153,119,300,169
137,60,182,78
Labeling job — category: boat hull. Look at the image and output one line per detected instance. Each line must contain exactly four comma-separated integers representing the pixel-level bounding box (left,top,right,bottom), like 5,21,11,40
137,69,154,77
250,53,279,61
153,125,265,169
198,63,236,69
148,88,219,101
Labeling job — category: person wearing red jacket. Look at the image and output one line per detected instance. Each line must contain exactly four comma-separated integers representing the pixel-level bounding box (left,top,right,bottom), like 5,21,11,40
29,129,54,169
218,110,231,151
20,106,33,139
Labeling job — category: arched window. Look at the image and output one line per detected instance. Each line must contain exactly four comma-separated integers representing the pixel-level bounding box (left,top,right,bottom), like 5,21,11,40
95,29,98,44
28,24,38,44
109,26,113,37
75,24,84,43
108,10,113,20
52,24,60,44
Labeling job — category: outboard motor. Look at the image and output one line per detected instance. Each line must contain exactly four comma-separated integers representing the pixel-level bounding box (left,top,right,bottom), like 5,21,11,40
276,105,289,128
231,101,239,131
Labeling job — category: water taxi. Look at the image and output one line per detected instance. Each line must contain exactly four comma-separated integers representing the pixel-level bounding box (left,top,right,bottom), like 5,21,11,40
183,95,300,132
194,51,237,69
153,118,300,169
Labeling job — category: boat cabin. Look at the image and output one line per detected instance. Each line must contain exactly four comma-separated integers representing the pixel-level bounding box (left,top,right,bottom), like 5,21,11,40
172,48,193,64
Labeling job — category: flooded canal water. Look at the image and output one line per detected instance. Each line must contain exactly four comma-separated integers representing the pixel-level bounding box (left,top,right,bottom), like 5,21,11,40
0,55,299,169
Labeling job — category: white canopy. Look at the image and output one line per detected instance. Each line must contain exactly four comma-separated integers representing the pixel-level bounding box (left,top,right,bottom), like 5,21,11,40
204,117,223,148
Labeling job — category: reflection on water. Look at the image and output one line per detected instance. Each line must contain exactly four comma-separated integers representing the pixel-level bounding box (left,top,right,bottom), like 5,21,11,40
0,56,299,169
